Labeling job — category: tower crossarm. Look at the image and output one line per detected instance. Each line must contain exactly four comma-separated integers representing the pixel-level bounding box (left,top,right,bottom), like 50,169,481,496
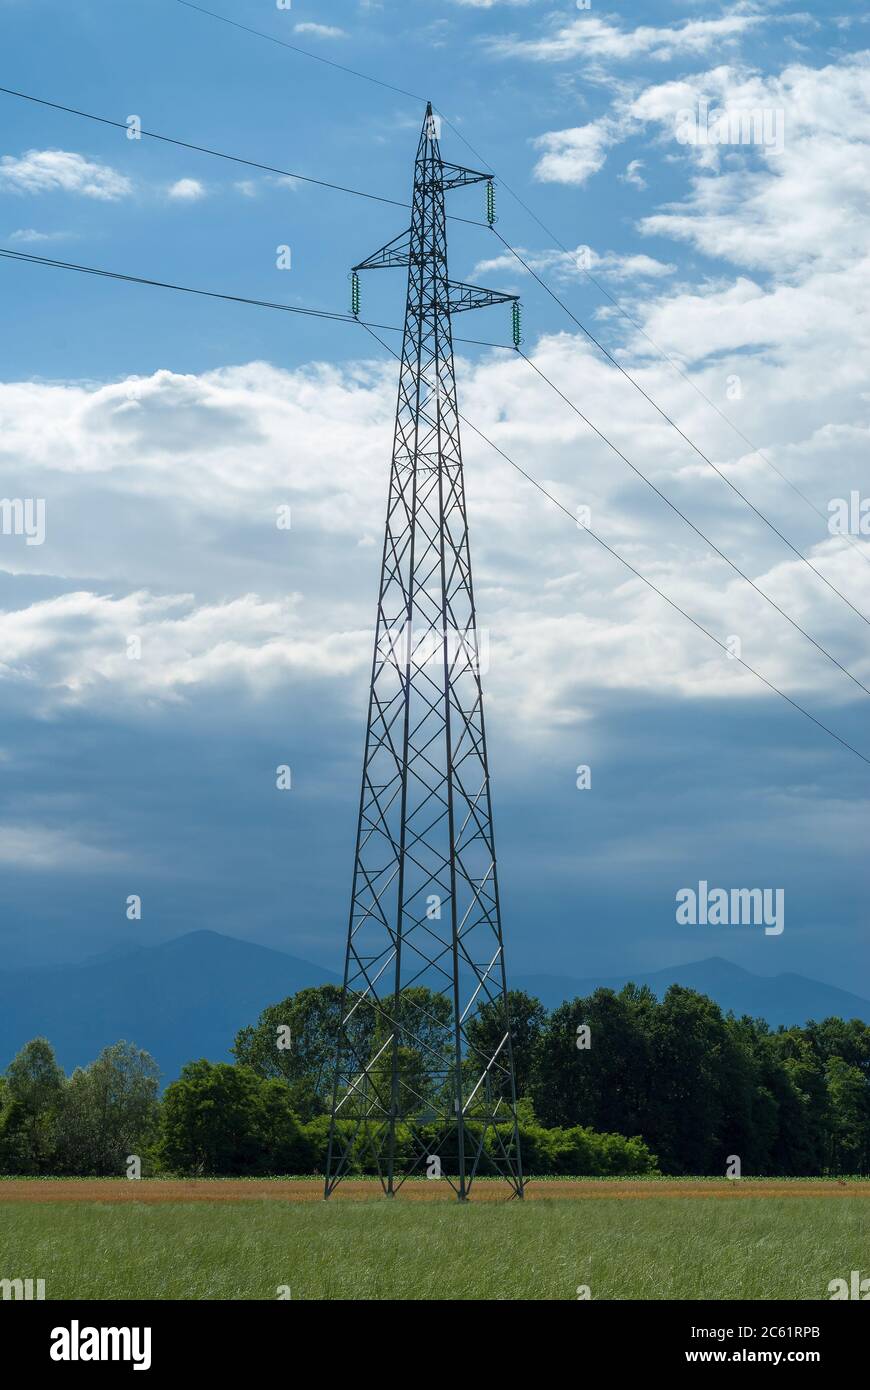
445,280,518,315
353,228,420,272
439,161,492,191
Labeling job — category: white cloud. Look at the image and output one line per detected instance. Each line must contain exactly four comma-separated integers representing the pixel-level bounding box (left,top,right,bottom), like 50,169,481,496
0,589,368,709
488,14,761,64
294,22,345,38
0,149,132,200
472,244,675,282
4,50,870,741
532,119,619,184
8,228,73,244
1,333,868,734
167,178,206,201
630,59,870,274
528,53,870,230
593,251,675,279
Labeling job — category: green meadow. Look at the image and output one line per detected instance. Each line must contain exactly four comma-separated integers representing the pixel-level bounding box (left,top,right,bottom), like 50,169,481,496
1,1188,867,1300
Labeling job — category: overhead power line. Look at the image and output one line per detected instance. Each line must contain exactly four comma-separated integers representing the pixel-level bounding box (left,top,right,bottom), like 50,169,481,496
169,0,508,228
357,319,870,771
557,257,870,574
6,79,862,594
2,244,866,767
493,231,870,629
518,350,870,703
173,0,425,102
169,0,497,201
451,139,870,578
5,242,868,718
0,84,406,210
0,247,382,325
0,84,481,229
0,246,509,349
167,0,870,625
384,82,870,580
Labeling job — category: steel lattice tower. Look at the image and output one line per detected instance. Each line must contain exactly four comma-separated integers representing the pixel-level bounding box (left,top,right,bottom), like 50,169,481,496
324,105,524,1201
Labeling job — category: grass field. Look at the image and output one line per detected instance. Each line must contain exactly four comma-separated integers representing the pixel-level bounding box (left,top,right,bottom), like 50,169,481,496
0,1178,867,1300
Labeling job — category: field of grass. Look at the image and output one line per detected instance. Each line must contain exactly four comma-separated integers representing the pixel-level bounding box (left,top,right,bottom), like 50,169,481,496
1,1179,868,1299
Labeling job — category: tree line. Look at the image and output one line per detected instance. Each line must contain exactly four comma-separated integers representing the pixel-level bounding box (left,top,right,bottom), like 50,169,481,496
1,982,868,1177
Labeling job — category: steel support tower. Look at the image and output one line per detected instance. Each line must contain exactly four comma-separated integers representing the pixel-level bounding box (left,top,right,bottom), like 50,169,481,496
324,105,524,1201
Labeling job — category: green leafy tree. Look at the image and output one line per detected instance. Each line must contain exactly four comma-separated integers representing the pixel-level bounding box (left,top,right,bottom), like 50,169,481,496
807,1018,870,1080
158,1060,306,1175
770,1029,829,1174
233,985,368,1120
643,987,739,1174
531,986,653,1135
465,990,546,1100
234,984,454,1122
159,1061,265,1174
825,1056,869,1173
55,1041,160,1176
0,1037,65,1174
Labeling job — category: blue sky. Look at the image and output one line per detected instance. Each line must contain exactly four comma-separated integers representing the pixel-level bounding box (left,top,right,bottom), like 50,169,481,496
1,0,869,998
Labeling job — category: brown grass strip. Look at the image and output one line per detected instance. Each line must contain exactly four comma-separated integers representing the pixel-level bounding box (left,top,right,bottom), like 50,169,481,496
0,1178,867,1204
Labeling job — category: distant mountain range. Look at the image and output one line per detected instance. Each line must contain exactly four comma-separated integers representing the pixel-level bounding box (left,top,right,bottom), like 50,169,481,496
512,957,870,1025
0,931,337,1083
0,930,867,1082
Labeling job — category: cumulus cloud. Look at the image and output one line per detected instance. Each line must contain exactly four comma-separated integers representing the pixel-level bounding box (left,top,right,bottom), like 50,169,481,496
527,52,870,227
0,149,132,200
472,245,675,283
532,119,621,185
488,14,762,63
167,178,206,201
630,58,870,274
2,18,868,988
0,589,368,710
2,54,870,751
1,330,869,735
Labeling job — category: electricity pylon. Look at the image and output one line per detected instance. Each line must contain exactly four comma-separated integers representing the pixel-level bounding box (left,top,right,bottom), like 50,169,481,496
324,104,524,1201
